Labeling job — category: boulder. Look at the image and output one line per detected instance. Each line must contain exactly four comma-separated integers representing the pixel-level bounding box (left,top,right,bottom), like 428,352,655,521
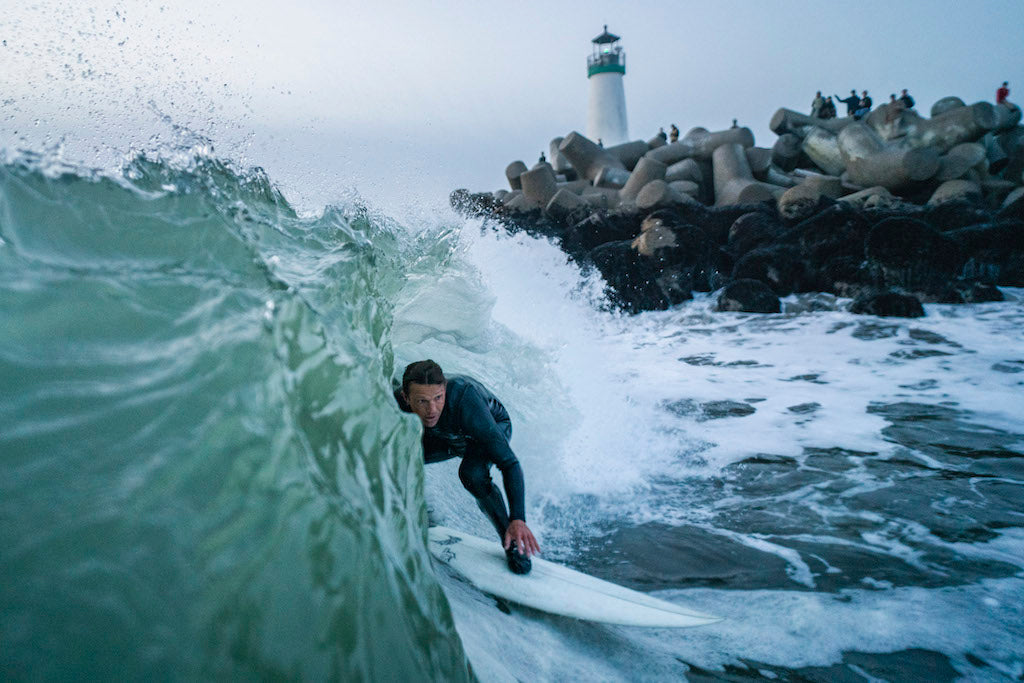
850,291,925,317
728,212,782,256
716,279,781,313
590,239,686,313
731,244,806,296
865,217,963,297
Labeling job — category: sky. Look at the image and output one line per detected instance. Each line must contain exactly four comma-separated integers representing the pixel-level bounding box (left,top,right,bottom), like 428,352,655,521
2,0,1023,213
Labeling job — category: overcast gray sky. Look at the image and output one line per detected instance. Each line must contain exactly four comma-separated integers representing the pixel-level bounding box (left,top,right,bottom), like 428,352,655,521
3,0,1023,212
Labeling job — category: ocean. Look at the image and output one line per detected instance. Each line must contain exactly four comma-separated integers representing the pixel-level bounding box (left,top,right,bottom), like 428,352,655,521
2,151,1023,681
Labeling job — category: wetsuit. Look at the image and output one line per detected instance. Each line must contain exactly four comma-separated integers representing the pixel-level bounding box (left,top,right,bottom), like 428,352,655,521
395,375,525,540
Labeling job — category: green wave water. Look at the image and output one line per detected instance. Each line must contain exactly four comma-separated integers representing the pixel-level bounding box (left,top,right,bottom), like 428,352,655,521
0,155,472,680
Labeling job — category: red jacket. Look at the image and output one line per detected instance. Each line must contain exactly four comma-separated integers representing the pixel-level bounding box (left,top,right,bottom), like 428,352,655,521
997,86,1010,104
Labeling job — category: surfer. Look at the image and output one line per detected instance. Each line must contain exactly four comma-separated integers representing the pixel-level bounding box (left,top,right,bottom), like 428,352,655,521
395,360,540,574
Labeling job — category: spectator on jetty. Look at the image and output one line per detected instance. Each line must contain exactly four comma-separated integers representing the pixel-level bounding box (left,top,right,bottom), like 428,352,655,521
657,127,667,142
731,118,738,128
997,81,1010,104
899,89,915,110
854,90,873,119
811,91,824,117
819,96,837,119
886,94,904,123
538,152,546,164
669,124,679,143
836,89,860,116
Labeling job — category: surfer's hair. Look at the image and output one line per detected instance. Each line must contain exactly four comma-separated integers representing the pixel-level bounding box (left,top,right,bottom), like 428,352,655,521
402,360,446,394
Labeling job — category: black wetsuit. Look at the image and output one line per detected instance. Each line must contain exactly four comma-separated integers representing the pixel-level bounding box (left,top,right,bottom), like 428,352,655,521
395,375,526,536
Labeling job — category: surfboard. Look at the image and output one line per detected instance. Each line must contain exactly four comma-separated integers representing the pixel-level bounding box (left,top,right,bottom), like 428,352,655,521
428,526,721,628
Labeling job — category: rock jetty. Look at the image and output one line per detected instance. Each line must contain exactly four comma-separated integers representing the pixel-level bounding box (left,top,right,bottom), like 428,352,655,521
451,96,1024,317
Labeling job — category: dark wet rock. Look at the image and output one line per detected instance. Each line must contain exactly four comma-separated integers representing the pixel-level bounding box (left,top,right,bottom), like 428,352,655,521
922,198,993,232
787,402,821,414
779,191,835,225
732,243,806,296
948,220,1024,287
937,279,1005,303
562,210,641,260
850,291,925,318
865,217,963,297
699,400,757,420
996,187,1024,222
589,239,685,313
790,203,872,262
727,211,781,256
449,188,500,216
698,203,775,245
716,278,781,313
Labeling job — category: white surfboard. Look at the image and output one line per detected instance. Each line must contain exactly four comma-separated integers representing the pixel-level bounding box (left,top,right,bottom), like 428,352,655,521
428,526,721,628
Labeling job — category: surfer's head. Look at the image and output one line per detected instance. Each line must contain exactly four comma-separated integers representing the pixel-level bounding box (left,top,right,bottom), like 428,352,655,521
402,360,446,428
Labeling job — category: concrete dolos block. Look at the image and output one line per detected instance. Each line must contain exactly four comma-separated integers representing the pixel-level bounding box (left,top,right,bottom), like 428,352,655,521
506,161,528,190
605,140,651,171
635,180,695,210
558,131,627,183
928,179,983,205
802,127,846,177
839,122,940,189
769,108,852,136
646,127,755,165
772,133,803,171
519,163,558,208
713,143,777,206
930,96,965,118
665,158,703,183
937,143,987,181
545,187,586,218
904,102,998,153
619,156,667,202
548,137,573,174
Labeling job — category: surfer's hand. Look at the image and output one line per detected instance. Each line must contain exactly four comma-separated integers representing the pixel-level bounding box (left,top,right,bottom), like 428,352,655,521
504,520,540,557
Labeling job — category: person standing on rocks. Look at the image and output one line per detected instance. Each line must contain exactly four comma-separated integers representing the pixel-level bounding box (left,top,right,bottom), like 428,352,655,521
997,81,1010,104
811,91,825,118
854,90,873,119
836,89,860,116
669,124,679,143
820,96,837,119
394,360,540,574
898,89,915,109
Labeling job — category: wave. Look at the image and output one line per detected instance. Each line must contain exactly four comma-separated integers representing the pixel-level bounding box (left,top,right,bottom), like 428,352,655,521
0,154,472,679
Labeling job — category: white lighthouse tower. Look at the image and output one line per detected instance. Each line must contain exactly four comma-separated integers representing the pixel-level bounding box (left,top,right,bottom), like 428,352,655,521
586,25,628,146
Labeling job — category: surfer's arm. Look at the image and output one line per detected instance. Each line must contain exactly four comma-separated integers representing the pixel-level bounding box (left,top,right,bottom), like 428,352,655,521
459,387,526,522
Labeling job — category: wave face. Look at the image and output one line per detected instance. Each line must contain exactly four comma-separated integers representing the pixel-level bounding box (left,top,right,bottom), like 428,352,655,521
0,156,471,680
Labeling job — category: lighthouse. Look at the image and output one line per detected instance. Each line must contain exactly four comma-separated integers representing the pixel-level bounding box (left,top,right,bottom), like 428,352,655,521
586,25,628,146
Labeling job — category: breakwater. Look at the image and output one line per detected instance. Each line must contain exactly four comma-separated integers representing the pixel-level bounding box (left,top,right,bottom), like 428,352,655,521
452,96,1024,316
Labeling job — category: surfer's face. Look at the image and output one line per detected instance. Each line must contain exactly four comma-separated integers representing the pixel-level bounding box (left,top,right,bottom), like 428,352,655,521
405,382,446,428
